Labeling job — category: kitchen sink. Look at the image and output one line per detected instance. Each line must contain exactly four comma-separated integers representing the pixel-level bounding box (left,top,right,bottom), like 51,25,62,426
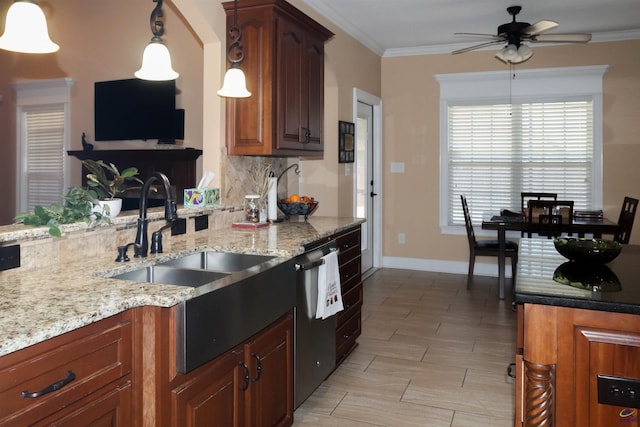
112,265,228,287
160,251,275,272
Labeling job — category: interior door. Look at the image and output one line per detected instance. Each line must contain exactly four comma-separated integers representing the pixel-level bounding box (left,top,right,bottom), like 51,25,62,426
356,101,375,274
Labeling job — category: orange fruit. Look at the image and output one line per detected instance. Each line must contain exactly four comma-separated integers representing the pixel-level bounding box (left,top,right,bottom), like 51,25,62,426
289,194,300,202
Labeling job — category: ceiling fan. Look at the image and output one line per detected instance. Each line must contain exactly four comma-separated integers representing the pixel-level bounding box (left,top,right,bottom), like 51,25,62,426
452,5,592,64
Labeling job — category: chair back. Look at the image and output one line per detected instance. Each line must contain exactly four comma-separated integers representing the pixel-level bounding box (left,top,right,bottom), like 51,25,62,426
521,192,558,213
614,196,639,244
527,200,574,237
460,195,476,248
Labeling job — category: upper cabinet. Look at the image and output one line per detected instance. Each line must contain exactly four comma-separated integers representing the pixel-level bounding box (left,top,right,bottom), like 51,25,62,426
222,0,334,157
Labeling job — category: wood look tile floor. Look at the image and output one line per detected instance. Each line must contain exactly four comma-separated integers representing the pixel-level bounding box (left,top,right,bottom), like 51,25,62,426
293,269,517,427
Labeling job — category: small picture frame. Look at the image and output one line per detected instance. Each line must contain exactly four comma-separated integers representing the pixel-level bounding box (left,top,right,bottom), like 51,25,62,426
338,120,355,163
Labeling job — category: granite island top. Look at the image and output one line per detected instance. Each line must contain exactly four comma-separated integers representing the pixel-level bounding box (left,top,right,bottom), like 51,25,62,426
0,216,364,357
515,238,640,314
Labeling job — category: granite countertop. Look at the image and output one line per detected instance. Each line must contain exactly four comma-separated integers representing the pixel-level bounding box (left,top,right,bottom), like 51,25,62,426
0,217,364,357
515,238,640,314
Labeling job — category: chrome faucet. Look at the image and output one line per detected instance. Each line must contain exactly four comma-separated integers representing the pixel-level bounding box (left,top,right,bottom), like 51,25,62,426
133,172,178,258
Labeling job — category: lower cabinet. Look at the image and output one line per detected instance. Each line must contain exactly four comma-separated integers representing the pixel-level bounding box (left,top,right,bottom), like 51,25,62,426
0,312,133,427
516,303,640,427
165,311,294,427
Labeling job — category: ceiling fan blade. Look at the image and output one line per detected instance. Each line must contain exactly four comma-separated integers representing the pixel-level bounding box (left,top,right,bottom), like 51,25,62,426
524,20,559,35
532,33,592,43
452,40,503,55
454,32,503,40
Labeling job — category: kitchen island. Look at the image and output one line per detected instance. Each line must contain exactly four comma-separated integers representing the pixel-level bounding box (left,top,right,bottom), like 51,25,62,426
0,213,364,426
514,238,640,427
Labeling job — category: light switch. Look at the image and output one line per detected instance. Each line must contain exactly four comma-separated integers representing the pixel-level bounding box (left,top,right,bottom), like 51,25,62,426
390,162,405,173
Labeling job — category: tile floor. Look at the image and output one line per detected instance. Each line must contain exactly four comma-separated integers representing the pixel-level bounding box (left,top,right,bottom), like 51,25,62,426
293,269,517,427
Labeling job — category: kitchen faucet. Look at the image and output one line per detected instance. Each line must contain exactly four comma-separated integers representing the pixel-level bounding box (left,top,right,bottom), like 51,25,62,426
116,172,178,261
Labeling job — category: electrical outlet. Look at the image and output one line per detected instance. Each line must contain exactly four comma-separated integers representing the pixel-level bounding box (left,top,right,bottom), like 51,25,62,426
398,233,406,244
0,244,20,271
194,215,208,231
171,218,187,236
598,375,640,409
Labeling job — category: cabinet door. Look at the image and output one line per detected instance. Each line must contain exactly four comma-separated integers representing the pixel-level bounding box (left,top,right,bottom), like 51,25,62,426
277,18,305,151
172,349,247,427
32,381,132,427
304,35,325,151
245,313,293,427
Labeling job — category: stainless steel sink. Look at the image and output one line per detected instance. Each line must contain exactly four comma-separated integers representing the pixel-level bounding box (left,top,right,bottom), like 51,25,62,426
112,265,228,287
160,251,275,272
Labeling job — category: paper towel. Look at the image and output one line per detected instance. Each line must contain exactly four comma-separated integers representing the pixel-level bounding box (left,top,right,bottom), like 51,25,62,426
268,177,278,220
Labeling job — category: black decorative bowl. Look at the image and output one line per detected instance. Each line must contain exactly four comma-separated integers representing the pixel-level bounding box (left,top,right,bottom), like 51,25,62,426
553,238,622,264
277,200,319,219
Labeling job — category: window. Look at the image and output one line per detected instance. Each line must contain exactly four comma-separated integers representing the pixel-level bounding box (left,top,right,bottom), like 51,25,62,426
13,78,74,213
435,66,609,231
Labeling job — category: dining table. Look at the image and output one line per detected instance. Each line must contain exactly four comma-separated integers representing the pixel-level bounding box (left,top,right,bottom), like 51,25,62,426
481,214,620,299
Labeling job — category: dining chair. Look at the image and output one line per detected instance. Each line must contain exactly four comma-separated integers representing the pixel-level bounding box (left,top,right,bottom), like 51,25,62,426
614,196,639,244
526,199,574,238
461,195,518,290
520,192,557,236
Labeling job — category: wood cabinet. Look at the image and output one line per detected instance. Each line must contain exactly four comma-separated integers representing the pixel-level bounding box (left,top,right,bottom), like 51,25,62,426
222,0,333,157
141,306,293,427
0,312,133,426
516,304,640,427
333,226,363,366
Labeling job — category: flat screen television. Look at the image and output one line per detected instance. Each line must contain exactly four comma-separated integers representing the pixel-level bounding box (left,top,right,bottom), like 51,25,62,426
94,78,183,141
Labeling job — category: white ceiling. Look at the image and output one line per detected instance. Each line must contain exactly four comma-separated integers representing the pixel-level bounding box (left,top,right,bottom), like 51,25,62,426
302,0,640,57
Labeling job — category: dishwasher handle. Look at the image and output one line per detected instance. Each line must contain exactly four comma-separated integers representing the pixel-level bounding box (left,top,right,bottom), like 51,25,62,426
295,247,338,271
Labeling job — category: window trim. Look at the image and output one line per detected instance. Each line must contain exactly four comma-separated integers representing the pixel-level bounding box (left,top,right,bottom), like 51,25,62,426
13,78,75,213
434,65,610,235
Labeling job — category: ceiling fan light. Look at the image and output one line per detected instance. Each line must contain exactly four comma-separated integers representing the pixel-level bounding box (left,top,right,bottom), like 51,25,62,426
517,44,533,61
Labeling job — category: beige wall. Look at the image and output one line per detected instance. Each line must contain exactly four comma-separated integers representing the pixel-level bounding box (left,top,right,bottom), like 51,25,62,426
381,40,640,266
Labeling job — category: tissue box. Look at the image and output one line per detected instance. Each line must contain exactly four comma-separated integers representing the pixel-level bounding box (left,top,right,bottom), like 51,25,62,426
184,188,220,207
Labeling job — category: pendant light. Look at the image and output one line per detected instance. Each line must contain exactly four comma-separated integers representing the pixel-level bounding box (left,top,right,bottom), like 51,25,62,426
217,0,251,98
0,0,59,54
135,0,178,81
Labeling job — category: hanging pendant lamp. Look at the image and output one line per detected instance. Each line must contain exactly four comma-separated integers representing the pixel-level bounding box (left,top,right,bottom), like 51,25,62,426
218,0,251,98
0,0,59,53
135,0,178,81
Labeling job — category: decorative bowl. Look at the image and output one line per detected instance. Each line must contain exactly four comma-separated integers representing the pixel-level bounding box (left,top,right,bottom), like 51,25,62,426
277,200,319,219
553,238,622,264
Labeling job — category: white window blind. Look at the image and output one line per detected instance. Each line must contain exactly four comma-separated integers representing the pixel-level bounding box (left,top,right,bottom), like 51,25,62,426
22,106,66,211
449,100,594,225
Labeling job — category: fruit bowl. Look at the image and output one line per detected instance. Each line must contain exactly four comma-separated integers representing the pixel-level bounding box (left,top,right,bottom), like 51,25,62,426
553,238,622,264
277,199,319,220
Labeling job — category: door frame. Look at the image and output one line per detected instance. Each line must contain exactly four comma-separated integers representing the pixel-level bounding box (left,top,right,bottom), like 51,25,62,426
353,88,382,271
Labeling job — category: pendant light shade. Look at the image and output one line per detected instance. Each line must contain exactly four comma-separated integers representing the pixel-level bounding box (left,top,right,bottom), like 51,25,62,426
218,0,251,98
218,64,251,98
135,39,179,81
0,1,59,54
135,0,178,81
495,43,534,64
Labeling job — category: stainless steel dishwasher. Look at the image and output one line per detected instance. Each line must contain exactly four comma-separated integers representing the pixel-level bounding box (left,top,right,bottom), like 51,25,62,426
294,239,338,408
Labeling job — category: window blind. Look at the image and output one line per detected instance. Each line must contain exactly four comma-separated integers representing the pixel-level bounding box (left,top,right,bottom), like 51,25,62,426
448,100,593,225
23,106,66,211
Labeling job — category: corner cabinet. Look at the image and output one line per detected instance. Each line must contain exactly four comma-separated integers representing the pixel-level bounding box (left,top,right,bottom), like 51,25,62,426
222,0,333,157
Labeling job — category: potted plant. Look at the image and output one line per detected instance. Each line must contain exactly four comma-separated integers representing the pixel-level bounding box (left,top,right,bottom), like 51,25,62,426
82,159,143,218
15,186,107,237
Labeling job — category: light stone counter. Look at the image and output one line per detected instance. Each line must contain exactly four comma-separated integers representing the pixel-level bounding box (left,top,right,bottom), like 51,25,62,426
0,216,364,357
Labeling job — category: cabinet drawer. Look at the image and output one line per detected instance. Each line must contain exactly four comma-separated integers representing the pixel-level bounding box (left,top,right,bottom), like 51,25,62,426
336,228,361,265
340,256,361,294
0,312,132,424
336,311,361,362
337,284,362,326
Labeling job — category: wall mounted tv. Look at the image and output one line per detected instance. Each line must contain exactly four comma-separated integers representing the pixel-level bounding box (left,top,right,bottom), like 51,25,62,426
94,78,184,142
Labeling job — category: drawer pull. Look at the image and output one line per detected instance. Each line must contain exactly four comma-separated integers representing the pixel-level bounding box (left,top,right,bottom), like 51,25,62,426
22,370,76,399
239,362,250,391
251,353,263,382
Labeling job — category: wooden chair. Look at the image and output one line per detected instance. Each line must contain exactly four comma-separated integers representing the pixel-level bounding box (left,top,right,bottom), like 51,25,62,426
614,196,639,244
461,195,518,290
526,199,574,238
521,193,557,236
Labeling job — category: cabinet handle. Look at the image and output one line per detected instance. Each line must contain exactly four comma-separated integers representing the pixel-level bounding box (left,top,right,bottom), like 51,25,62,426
239,362,250,391
507,363,516,379
251,353,263,382
301,127,311,144
22,370,76,399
